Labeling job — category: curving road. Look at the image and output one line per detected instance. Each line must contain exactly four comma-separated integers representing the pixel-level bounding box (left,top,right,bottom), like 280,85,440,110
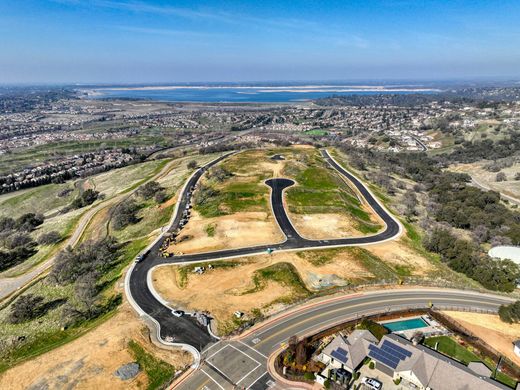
178,288,513,390
124,148,514,389
127,149,403,349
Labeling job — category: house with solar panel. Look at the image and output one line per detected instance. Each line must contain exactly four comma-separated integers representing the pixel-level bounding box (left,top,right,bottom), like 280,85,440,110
321,330,378,372
367,334,511,390
320,331,511,389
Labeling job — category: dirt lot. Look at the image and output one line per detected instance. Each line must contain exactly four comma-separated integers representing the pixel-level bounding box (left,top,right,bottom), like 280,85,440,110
0,303,191,390
152,250,373,333
168,211,284,254
367,238,434,276
443,311,520,366
289,213,360,239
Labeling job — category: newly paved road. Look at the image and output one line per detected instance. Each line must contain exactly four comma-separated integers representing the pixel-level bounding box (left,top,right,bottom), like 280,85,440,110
128,149,403,348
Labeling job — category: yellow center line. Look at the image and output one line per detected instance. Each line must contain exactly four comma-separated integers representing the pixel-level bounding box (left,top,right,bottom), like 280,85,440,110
254,296,491,347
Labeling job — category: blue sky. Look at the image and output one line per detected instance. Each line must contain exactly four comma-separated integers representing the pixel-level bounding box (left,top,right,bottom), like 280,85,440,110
1,0,519,83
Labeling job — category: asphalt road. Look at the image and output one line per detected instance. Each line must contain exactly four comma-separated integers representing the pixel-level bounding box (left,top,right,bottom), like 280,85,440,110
128,149,404,348
178,289,513,390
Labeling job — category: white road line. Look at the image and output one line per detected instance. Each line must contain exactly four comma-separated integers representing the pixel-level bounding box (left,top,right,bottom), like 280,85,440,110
236,363,261,385
201,368,225,390
205,361,233,385
202,340,222,355
229,344,261,366
246,371,268,389
236,340,269,359
206,345,230,360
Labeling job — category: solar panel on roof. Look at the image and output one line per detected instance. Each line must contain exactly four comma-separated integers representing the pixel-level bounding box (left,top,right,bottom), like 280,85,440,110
331,350,348,363
381,345,407,360
337,347,348,356
368,344,403,369
377,349,399,365
370,350,396,368
382,340,412,357
380,356,399,369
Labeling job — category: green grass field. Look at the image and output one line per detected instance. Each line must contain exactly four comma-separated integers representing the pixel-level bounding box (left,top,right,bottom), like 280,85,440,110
304,129,329,136
246,262,310,300
284,151,382,233
424,336,517,388
128,340,175,390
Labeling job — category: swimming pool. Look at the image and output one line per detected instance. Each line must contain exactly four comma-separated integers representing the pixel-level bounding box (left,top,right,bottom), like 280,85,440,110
383,317,428,332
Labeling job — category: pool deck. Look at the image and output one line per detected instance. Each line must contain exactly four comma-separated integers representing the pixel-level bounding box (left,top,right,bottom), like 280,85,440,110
379,315,449,340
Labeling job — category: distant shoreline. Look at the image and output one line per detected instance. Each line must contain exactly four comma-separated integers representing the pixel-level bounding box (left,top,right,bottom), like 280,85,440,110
94,85,441,93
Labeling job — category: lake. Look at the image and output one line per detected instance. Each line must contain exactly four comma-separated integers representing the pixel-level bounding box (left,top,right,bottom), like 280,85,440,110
86,85,440,103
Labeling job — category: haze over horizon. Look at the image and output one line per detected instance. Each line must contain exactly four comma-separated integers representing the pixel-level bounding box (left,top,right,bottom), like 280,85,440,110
1,0,520,84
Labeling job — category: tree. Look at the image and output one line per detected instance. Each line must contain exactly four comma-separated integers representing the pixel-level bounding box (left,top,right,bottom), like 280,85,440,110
499,301,520,323
295,339,308,365
207,166,232,182
8,294,45,323
0,217,16,232
187,160,197,170
403,190,418,219
137,181,164,200
112,200,139,230
496,172,507,182
50,237,119,285
71,189,100,209
37,231,62,245
74,272,99,317
154,191,168,203
16,213,44,231
6,232,35,250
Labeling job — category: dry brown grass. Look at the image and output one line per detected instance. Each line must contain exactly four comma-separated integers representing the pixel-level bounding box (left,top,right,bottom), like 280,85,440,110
151,249,374,333
167,211,284,254
0,302,191,390
443,311,520,366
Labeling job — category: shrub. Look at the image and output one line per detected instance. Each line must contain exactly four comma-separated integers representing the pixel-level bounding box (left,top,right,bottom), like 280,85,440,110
369,361,375,369
357,318,389,340
8,294,45,323
303,372,315,381
496,172,507,182
187,160,197,169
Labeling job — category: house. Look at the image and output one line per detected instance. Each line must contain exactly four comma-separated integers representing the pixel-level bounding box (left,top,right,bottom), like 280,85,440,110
368,334,510,390
321,330,377,373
